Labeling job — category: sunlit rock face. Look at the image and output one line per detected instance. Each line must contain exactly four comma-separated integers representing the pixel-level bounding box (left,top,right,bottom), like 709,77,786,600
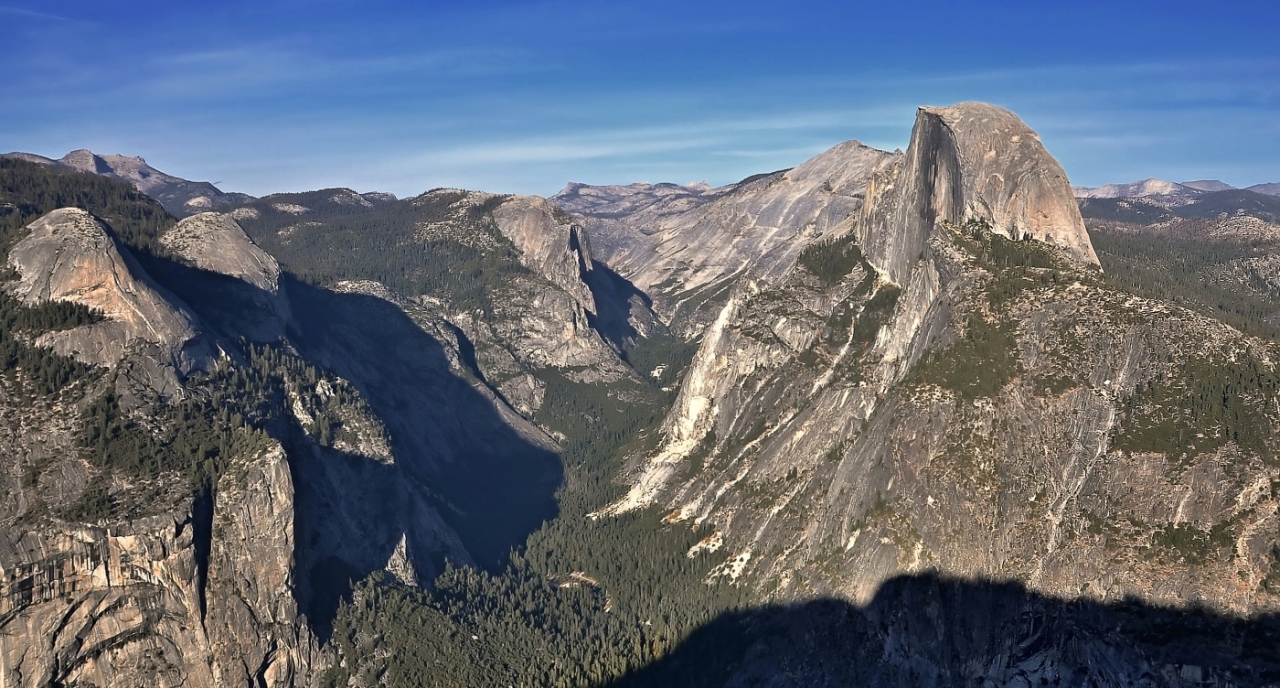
858,102,1098,285
161,212,282,294
491,195,597,313
0,443,316,688
558,141,897,336
160,211,292,340
607,102,1279,624
6,208,210,384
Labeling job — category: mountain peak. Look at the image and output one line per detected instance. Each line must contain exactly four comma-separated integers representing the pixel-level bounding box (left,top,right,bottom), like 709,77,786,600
161,212,282,294
859,101,1098,284
919,101,1032,130
1075,178,1195,200
1181,179,1236,192
58,149,113,175
6,207,207,376
4,148,256,216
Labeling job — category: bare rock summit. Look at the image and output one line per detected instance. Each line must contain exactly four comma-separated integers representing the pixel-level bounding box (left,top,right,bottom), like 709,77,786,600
3,149,254,216
6,207,208,374
161,212,282,294
492,195,597,313
859,103,1098,284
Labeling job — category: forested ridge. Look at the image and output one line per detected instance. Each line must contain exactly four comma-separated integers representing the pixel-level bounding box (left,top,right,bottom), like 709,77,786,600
236,189,532,314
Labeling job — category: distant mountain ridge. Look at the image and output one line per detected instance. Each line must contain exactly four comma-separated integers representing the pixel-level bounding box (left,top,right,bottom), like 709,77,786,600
3,149,256,217
1074,176,1280,203
1182,179,1236,192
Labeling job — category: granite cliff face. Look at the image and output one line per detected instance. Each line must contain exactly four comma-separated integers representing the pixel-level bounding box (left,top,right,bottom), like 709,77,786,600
0,206,313,687
0,443,314,688
161,212,282,294
159,212,291,340
606,102,1280,630
6,208,210,389
483,193,627,375
559,141,896,336
857,103,1098,284
204,445,311,687
491,195,597,312
0,512,212,686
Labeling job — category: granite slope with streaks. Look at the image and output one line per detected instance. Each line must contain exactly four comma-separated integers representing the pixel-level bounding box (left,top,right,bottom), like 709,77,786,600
6,208,211,383
606,102,1280,628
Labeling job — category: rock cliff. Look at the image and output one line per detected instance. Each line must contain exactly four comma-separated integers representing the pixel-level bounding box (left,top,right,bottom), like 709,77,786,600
0,442,314,688
858,103,1098,285
491,195,597,313
6,208,210,381
606,102,1280,623
159,212,291,340
559,141,896,335
482,193,637,381
161,212,282,294
0,513,212,686
205,445,314,687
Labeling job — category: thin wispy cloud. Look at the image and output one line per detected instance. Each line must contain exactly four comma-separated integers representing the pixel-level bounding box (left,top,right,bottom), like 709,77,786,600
0,4,71,21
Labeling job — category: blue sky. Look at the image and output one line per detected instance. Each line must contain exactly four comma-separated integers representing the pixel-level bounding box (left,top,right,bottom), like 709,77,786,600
2,1,1277,197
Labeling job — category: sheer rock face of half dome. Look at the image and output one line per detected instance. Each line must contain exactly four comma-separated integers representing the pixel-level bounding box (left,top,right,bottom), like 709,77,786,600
859,102,1098,284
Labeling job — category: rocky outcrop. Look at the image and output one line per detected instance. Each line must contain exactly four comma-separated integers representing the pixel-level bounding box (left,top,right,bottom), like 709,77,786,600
161,212,282,293
492,195,598,314
160,212,291,341
6,208,210,378
0,443,318,688
919,104,1096,267
420,191,641,389
206,445,313,687
562,142,896,335
0,514,213,687
859,103,1098,285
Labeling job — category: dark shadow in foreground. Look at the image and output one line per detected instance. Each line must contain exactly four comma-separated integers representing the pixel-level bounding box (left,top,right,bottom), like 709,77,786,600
600,573,1280,688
